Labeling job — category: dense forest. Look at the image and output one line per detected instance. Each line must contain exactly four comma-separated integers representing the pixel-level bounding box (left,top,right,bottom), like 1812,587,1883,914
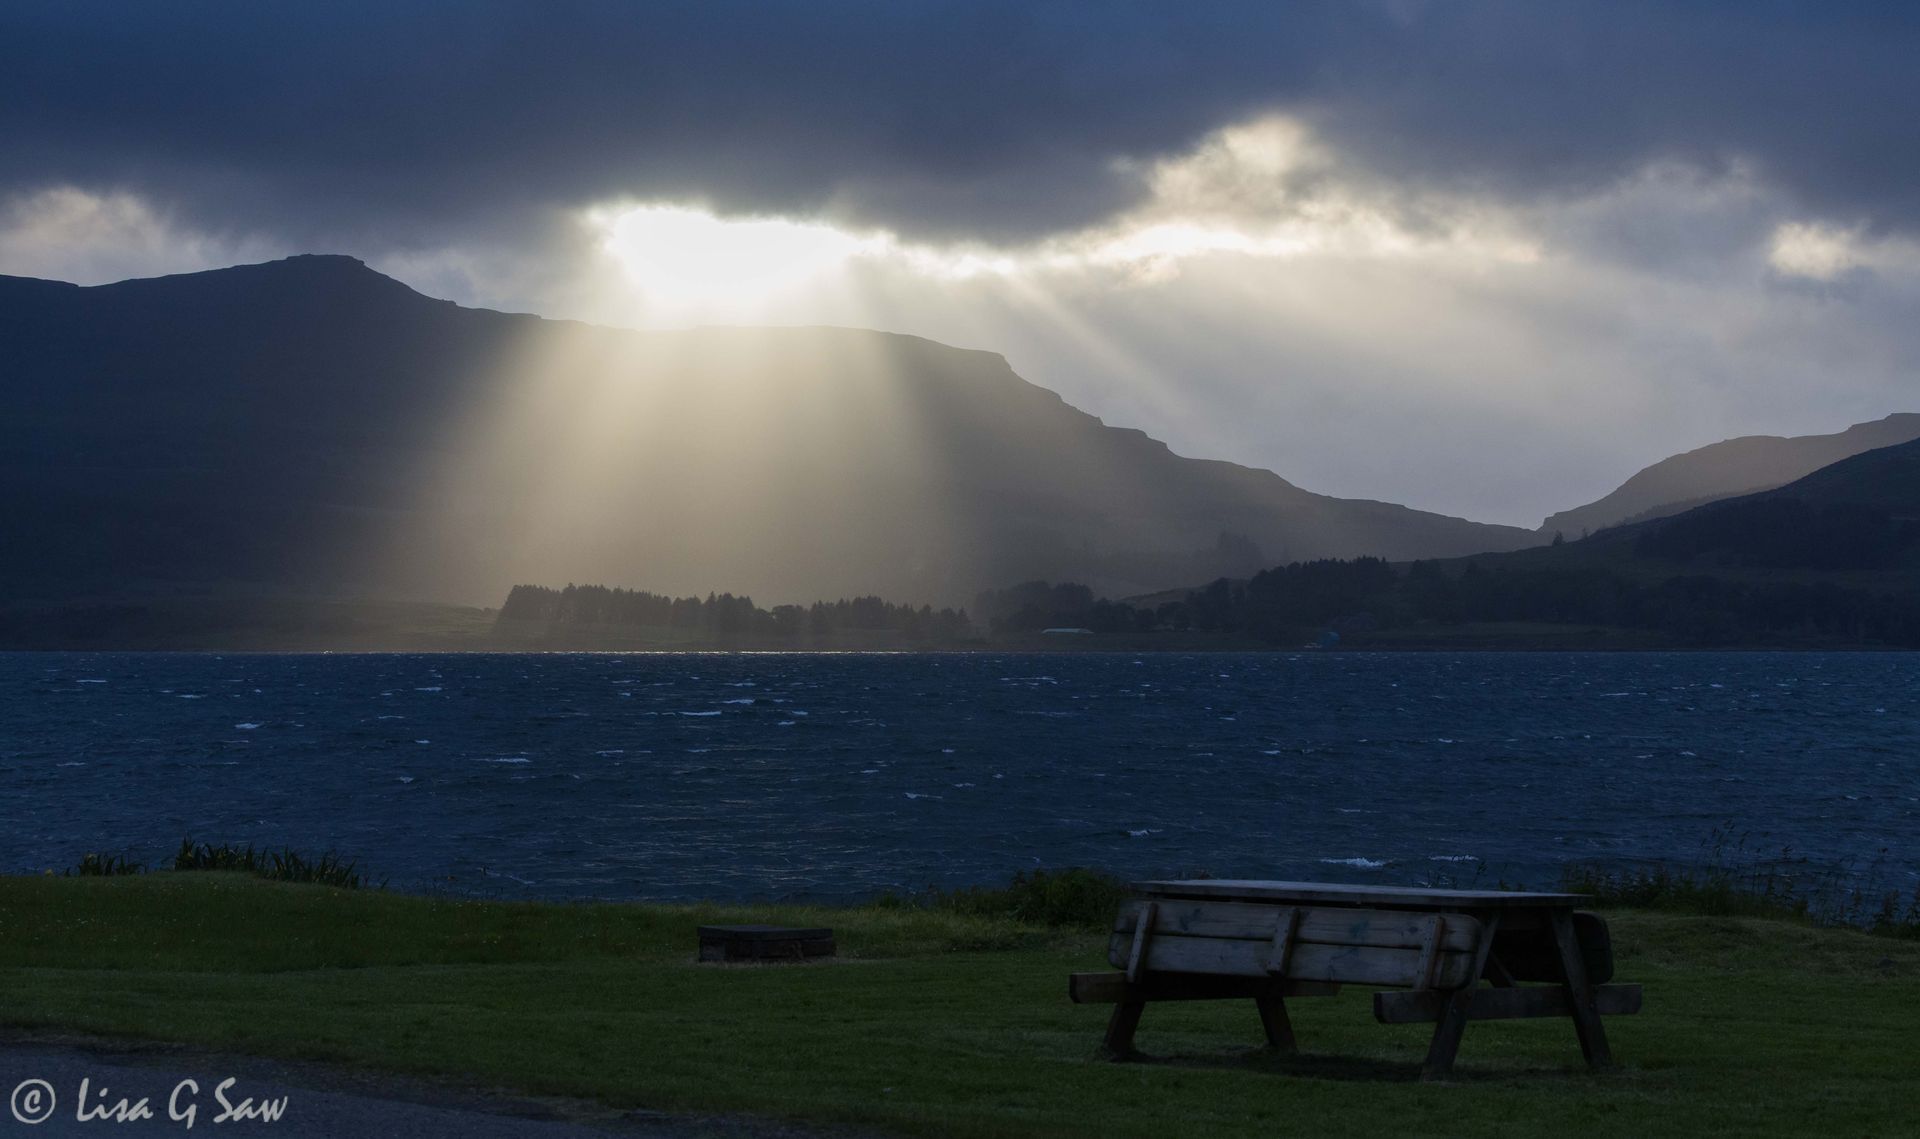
496,584,974,644
980,558,1920,647
1632,498,1920,570
972,581,1159,634
973,488,1920,647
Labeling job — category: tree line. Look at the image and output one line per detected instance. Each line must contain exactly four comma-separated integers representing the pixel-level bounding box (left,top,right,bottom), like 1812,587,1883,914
504,489,1920,648
976,555,1920,647
497,583,973,642
978,493,1920,646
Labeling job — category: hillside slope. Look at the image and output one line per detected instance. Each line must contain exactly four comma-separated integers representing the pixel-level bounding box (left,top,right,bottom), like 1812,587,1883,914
1540,413,1920,538
0,255,1536,607
1099,438,1920,651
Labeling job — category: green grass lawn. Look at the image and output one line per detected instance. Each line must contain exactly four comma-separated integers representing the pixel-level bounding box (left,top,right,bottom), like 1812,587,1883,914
2,874,1916,1137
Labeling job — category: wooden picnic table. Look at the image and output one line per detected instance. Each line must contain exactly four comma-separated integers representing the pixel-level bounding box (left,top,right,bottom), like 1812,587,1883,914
1134,879,1595,912
1072,879,1640,1077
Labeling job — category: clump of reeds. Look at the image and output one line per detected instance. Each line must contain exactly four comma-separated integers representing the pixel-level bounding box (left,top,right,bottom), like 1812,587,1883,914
1560,822,1920,938
875,867,1131,929
68,852,144,877
172,839,369,888
65,840,371,888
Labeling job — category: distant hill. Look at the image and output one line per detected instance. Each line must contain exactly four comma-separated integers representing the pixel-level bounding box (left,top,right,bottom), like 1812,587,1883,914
1766,435,1920,514
0,255,1535,611
1093,438,1920,650
1414,437,1920,644
1539,413,1920,538
1528,436,1920,573
1613,437,1920,574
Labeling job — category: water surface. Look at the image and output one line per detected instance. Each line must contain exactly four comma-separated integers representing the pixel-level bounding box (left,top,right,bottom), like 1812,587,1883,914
4,652,1915,901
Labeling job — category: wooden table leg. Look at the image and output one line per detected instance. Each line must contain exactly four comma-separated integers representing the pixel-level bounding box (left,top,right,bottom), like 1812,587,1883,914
1255,995,1297,1053
1102,998,1146,1060
1550,909,1614,1069
1421,911,1501,1081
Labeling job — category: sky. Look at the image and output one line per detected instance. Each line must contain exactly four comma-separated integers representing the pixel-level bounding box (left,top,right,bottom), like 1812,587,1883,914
4,0,1919,528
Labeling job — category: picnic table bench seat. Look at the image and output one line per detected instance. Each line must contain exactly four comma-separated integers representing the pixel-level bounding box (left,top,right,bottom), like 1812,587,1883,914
1070,884,1641,1078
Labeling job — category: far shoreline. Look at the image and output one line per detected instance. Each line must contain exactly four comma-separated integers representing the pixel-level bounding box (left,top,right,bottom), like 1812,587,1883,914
4,642,1914,654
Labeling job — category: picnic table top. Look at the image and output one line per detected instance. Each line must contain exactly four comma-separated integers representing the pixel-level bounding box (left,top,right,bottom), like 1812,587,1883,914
1132,879,1591,909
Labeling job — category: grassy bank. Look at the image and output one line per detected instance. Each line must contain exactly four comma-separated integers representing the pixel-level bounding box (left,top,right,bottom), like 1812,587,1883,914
2,875,1917,1136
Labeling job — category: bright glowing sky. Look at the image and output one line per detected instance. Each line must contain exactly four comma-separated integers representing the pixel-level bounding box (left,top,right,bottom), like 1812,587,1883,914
4,3,1920,528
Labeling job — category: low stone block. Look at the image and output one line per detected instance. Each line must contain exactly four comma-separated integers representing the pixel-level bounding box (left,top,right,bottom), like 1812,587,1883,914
697,924,836,963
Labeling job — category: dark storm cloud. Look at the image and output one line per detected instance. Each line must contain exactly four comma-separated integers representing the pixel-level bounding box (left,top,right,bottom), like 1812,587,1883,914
2,1,1917,247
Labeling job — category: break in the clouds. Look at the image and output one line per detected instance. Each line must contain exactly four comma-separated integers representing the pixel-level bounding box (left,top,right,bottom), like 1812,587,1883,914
4,2,1919,526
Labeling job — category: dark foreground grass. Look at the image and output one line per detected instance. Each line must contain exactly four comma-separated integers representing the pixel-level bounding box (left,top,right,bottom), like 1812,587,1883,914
2,874,1917,1138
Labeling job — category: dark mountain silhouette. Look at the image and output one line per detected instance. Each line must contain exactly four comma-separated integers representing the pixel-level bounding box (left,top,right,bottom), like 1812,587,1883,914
0,255,1536,608
1539,413,1920,538
1380,436,1920,644
1763,435,1920,513
1532,436,1920,574
1615,436,1920,573
1070,438,1920,651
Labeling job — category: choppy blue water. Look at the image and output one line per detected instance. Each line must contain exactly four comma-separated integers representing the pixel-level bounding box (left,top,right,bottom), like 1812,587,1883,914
3,652,1916,901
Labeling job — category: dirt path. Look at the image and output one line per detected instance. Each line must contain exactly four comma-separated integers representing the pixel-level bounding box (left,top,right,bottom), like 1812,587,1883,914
0,1033,875,1138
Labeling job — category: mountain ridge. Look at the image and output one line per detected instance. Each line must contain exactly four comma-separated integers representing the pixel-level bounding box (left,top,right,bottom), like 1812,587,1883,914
1541,413,1920,537
0,254,1536,607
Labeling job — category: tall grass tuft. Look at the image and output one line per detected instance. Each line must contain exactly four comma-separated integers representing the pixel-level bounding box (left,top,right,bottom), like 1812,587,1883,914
875,867,1130,929
1560,823,1920,938
173,839,371,889
68,852,144,877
